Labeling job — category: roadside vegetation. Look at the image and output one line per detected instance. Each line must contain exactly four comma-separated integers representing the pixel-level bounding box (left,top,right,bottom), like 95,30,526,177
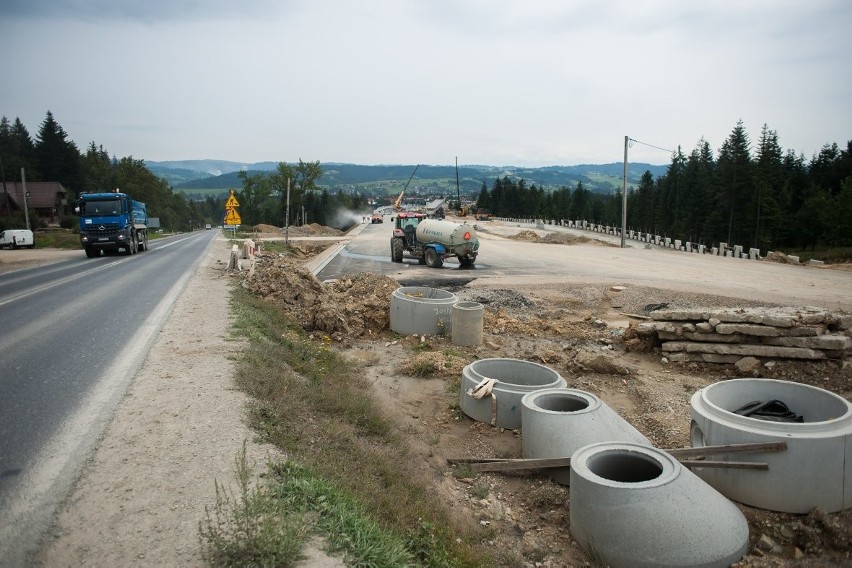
200,286,489,567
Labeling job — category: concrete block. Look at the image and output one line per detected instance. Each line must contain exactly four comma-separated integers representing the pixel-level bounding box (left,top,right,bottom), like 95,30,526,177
390,286,457,336
459,359,566,430
691,379,852,513
570,442,749,567
661,341,826,360
520,389,650,485
715,323,780,337
761,335,852,351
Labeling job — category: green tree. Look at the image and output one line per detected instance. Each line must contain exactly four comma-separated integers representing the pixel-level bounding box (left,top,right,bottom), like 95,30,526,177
713,120,753,245
752,124,784,250
0,116,38,184
34,111,80,191
80,142,114,193
237,170,273,226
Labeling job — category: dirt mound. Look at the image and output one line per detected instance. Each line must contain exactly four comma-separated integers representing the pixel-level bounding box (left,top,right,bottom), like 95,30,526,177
250,223,344,237
252,224,281,234
245,254,398,338
508,230,607,246
765,251,801,264
540,232,593,245
291,223,344,237
512,230,541,241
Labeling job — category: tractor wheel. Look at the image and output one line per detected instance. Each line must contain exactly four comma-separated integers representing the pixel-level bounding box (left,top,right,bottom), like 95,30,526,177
85,246,97,258
424,247,443,268
391,238,403,262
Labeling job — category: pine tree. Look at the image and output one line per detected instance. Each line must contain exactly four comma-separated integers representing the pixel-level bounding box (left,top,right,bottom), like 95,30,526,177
34,111,80,190
714,120,753,245
752,124,784,250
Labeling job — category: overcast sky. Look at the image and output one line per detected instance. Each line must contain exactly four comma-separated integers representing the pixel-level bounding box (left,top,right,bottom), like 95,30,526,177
3,0,850,167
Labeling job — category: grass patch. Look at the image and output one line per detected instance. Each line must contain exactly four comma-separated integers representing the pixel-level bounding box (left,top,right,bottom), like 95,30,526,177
214,287,489,567
33,231,79,249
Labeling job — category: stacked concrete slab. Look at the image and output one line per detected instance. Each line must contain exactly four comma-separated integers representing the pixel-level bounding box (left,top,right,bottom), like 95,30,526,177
636,307,852,363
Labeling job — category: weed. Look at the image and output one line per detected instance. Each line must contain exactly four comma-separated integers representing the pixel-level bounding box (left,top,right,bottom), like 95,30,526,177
471,483,490,500
199,443,309,566
452,464,475,479
410,359,438,377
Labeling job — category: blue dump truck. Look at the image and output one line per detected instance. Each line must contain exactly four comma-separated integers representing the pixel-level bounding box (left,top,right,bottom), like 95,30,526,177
76,191,149,258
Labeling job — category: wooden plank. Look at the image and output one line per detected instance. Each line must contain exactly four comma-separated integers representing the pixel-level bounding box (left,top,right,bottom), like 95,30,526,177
471,457,571,473
460,442,786,473
665,441,787,459
680,460,769,470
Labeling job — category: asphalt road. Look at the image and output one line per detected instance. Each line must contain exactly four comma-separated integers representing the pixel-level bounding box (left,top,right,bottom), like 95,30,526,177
318,218,852,311
0,230,216,565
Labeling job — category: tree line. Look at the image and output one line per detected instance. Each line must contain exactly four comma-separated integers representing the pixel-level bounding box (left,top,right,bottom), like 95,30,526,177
4,112,849,250
476,121,851,252
0,111,369,231
0,111,204,231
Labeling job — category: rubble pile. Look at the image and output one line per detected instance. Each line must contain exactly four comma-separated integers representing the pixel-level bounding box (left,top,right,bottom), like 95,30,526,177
245,253,398,338
635,306,852,363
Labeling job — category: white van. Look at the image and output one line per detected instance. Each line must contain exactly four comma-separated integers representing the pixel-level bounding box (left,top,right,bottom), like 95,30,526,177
0,229,35,249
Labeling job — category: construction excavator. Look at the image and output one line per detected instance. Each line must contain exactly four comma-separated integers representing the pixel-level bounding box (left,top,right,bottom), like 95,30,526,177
392,164,420,211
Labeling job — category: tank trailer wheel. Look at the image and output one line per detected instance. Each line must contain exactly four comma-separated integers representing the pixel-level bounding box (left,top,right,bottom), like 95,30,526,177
424,247,443,268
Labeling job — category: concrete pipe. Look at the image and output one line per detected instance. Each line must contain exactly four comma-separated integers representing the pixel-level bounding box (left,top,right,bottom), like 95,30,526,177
389,286,457,336
570,442,749,568
520,388,650,485
459,359,565,429
451,301,484,346
690,378,852,513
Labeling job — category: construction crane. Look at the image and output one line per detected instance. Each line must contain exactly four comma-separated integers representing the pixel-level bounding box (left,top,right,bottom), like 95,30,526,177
393,164,420,211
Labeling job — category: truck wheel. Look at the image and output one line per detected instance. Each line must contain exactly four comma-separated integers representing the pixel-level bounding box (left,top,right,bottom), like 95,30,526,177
391,238,403,262
85,246,97,258
425,247,443,268
140,233,148,252
127,237,137,255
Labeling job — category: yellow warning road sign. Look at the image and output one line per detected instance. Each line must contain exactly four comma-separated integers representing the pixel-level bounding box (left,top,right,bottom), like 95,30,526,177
224,208,242,225
225,193,240,209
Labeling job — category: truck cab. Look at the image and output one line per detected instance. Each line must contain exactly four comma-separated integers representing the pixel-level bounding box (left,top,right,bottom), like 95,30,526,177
77,191,148,258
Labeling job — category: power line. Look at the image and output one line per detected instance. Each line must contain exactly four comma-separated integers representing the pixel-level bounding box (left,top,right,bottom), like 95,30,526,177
628,137,675,154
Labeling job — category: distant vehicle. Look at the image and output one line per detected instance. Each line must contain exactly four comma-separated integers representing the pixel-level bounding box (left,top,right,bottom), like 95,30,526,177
205,224,212,230
390,212,479,268
76,190,149,258
371,213,384,224
0,229,35,249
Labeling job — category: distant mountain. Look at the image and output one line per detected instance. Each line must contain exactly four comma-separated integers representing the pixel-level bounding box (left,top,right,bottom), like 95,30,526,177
150,159,669,196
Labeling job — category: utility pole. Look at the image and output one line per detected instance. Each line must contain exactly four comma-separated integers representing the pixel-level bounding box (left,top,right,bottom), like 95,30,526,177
455,156,460,213
621,136,628,248
21,168,31,231
285,178,290,245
